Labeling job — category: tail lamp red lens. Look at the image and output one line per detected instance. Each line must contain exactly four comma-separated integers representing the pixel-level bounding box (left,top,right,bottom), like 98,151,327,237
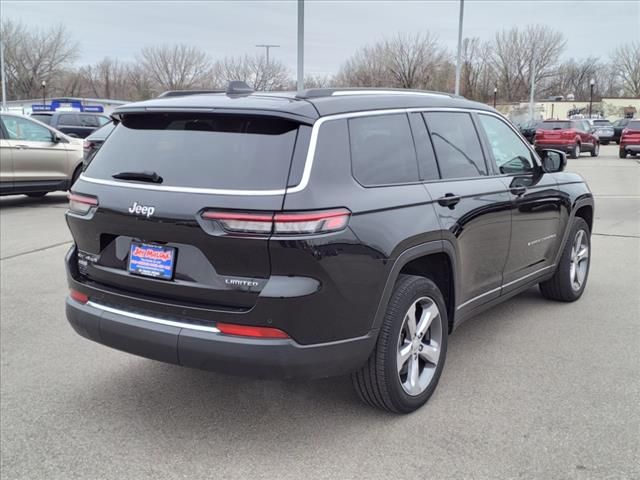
69,289,89,304
202,208,350,235
68,193,98,215
216,322,289,339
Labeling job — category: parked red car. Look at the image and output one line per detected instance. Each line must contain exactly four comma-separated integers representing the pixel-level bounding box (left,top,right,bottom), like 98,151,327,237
535,119,599,159
619,120,640,158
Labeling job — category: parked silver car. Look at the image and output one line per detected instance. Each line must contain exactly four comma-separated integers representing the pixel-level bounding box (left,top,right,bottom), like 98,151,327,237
0,112,84,197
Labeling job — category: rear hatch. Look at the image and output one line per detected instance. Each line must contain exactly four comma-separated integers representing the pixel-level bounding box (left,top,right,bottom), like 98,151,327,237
622,121,640,144
67,111,309,311
537,121,571,141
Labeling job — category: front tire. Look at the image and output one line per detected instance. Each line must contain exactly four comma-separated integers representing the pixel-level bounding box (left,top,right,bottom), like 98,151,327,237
540,217,591,302
601,141,609,145
352,275,448,413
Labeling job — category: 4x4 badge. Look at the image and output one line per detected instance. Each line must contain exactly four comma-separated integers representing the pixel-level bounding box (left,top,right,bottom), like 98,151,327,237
128,201,155,218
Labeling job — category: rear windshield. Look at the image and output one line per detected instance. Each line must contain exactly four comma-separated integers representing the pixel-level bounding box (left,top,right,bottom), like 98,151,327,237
84,113,300,190
593,120,612,126
628,120,640,130
31,114,52,125
540,121,571,130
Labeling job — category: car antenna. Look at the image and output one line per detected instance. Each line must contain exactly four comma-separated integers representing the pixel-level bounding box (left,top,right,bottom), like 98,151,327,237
226,81,254,96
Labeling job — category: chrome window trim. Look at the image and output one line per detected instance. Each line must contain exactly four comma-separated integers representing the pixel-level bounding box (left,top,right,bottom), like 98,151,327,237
456,264,556,310
86,301,221,333
79,106,516,196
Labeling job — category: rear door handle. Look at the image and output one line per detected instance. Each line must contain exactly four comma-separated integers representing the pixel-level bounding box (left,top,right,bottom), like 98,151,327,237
13,144,30,150
510,186,527,196
437,193,461,208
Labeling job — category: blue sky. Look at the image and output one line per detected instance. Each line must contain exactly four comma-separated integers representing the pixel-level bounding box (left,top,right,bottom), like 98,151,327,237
3,0,639,75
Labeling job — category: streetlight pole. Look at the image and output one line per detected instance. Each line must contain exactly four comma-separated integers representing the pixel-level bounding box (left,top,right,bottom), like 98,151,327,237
255,44,280,66
493,86,497,108
528,49,537,121
589,78,595,118
0,39,7,111
41,80,46,110
297,0,304,93
454,0,465,96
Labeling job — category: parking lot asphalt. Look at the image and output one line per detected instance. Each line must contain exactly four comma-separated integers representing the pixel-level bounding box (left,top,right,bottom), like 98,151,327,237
1,145,638,479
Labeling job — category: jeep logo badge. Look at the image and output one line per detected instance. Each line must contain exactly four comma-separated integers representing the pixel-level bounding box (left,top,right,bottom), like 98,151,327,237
128,201,155,218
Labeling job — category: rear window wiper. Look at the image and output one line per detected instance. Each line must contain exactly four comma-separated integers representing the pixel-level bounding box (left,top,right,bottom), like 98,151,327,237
112,171,163,184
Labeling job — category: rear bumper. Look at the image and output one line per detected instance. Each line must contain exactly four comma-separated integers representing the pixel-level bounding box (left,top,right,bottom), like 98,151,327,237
621,143,640,153
66,296,376,379
534,142,574,152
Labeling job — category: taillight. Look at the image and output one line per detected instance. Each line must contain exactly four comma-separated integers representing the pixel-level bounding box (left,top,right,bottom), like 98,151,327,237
83,140,91,151
621,128,630,137
68,193,98,215
69,289,89,304
561,129,576,138
202,208,351,235
217,322,289,339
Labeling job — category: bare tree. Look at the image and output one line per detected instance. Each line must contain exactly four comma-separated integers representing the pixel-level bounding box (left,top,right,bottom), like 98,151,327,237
460,37,496,102
82,58,132,99
492,25,566,101
335,33,448,90
0,19,79,99
611,42,640,97
212,54,290,90
138,44,212,91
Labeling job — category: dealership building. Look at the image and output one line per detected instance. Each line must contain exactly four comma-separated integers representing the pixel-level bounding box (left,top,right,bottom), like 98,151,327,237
2,97,129,115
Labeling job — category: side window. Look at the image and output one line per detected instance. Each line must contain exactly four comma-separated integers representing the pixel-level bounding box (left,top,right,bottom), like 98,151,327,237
79,114,99,127
1,116,53,142
408,113,439,181
58,114,78,126
423,112,487,179
97,116,110,126
477,114,535,174
348,113,419,186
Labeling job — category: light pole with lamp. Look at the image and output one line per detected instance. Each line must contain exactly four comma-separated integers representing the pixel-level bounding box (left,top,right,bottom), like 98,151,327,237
41,80,46,110
588,78,595,118
493,86,497,108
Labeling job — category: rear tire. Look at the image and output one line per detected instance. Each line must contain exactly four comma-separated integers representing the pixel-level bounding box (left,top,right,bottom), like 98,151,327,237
352,275,448,413
570,143,580,159
540,217,590,302
590,143,599,157
601,141,609,145
619,149,627,159
26,192,47,198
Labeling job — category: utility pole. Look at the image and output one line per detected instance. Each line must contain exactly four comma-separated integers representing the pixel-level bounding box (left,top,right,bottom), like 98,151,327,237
0,39,7,110
255,44,280,65
297,0,304,93
528,49,537,121
454,0,465,96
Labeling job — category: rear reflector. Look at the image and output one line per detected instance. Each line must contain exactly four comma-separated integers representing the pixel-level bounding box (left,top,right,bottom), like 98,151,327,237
69,289,89,304
202,208,350,235
68,193,98,215
217,322,289,339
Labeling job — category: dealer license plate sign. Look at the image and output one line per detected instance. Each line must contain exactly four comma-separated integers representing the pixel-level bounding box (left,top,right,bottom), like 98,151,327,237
128,242,176,280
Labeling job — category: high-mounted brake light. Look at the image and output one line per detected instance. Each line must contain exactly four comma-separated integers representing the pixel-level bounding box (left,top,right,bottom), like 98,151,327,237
202,208,351,235
68,193,98,215
217,322,289,339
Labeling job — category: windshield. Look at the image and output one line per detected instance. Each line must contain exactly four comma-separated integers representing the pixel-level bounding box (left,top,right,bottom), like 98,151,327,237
84,113,301,191
628,121,640,130
30,114,52,125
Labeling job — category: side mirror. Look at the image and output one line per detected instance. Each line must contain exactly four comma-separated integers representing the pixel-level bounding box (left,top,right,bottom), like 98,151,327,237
540,149,566,173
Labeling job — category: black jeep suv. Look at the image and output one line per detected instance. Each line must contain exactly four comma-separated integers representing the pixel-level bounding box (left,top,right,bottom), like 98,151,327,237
65,86,594,413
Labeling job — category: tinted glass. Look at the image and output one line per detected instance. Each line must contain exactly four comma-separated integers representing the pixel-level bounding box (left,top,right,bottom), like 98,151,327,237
84,113,300,190
628,120,640,130
348,114,419,186
79,114,99,127
30,114,52,125
97,115,110,126
58,114,78,126
478,114,535,174
423,112,487,179
87,122,115,141
1,116,52,142
540,121,571,130
409,113,439,181
593,120,612,126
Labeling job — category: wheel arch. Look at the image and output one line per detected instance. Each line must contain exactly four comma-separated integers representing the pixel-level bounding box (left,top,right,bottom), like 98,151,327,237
371,241,458,334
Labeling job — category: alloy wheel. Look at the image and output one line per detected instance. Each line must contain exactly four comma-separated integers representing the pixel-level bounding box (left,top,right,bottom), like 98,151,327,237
569,229,589,291
396,296,443,396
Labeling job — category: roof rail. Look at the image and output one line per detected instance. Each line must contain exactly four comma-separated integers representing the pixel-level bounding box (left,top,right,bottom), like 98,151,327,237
296,88,456,99
157,89,224,98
